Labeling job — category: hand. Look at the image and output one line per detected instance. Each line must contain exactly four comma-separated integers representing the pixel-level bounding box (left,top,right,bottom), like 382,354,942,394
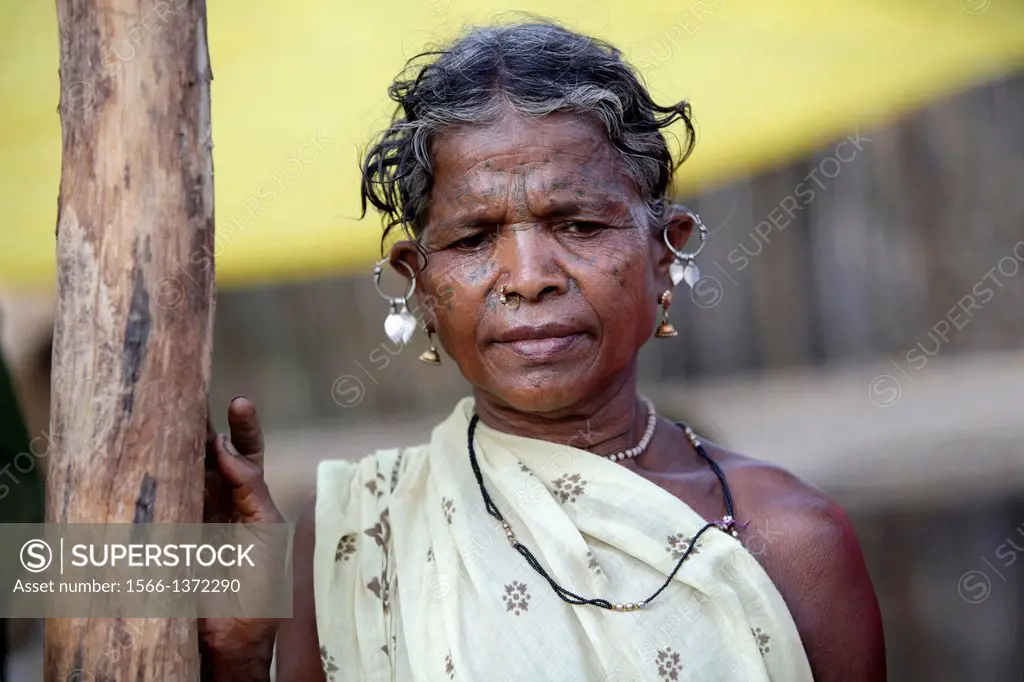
199,397,285,679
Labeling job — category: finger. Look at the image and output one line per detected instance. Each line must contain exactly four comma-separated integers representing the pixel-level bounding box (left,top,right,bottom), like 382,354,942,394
204,429,232,524
205,408,219,465
227,397,264,461
203,468,229,524
213,436,281,522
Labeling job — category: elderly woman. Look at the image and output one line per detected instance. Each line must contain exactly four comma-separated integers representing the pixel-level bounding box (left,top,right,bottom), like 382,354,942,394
200,21,885,682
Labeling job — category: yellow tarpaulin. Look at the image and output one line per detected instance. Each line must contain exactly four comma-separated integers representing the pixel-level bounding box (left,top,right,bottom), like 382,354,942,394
2,0,1023,291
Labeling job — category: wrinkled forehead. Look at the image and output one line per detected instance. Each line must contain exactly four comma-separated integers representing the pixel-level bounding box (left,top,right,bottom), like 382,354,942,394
425,114,644,226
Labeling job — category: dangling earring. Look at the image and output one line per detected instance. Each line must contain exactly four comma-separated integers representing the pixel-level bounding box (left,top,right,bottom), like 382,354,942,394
373,258,418,345
419,329,441,365
663,211,709,290
655,290,677,338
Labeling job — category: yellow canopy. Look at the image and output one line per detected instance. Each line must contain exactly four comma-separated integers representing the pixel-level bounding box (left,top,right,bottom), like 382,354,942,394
2,0,1023,291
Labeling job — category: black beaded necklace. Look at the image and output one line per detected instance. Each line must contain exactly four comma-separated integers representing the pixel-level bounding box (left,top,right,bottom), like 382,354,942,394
467,414,740,612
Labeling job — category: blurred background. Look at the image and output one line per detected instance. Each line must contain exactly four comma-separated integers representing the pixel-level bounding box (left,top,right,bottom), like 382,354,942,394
2,1,1023,680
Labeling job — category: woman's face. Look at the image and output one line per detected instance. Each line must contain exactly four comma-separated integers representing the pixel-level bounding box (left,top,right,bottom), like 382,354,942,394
393,113,689,414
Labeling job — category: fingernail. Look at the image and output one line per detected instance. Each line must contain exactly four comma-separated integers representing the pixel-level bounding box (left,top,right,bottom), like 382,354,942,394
230,395,247,405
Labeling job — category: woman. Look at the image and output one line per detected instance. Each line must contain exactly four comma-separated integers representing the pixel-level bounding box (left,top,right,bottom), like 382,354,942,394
200,21,886,682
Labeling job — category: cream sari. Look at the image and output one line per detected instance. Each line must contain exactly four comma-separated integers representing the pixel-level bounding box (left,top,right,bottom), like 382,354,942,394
312,398,813,681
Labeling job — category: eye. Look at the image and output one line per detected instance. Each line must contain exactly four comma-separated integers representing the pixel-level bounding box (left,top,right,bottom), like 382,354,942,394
561,221,605,236
448,231,494,251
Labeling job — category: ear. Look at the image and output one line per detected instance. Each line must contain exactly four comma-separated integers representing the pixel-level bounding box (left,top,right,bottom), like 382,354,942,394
389,240,422,280
388,240,437,333
655,202,695,274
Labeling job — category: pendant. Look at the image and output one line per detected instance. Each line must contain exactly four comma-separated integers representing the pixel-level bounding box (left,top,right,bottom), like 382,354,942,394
669,259,685,286
385,302,417,345
682,262,700,289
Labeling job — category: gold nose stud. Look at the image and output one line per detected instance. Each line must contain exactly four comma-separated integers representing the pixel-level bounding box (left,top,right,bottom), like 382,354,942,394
499,285,520,310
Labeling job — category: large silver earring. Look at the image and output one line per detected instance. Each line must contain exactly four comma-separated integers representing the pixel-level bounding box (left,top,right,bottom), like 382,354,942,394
373,258,418,345
663,212,709,290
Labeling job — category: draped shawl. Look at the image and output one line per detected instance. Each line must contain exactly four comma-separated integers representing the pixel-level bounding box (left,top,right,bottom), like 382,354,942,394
312,398,812,681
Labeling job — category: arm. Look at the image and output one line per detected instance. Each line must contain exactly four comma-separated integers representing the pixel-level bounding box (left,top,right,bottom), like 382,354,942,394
276,493,328,681
758,492,887,682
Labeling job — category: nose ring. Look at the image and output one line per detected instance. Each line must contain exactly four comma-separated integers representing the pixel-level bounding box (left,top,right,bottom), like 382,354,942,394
499,284,520,310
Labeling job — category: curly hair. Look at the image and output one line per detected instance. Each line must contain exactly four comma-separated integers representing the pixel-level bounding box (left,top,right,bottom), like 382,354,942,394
359,20,696,253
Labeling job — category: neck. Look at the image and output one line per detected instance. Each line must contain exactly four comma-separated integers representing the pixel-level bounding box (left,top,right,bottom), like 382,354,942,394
472,371,651,458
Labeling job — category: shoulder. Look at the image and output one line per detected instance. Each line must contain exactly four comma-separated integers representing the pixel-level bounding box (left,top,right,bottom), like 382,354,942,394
711,447,887,681
716,449,854,557
314,446,428,517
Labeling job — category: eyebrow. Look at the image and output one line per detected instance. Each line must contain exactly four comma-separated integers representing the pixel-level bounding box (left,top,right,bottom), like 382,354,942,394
536,197,636,225
430,193,635,233
533,202,584,219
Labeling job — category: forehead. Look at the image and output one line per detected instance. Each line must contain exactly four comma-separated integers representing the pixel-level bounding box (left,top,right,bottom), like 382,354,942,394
427,113,640,218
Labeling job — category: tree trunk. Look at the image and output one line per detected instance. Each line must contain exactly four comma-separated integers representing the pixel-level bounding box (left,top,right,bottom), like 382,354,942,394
46,1,215,680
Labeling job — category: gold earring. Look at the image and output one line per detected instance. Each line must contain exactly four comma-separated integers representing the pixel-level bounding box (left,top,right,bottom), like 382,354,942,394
419,330,441,365
655,290,678,338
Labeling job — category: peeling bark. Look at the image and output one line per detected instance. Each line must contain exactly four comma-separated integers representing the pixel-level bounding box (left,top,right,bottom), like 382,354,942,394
46,1,215,679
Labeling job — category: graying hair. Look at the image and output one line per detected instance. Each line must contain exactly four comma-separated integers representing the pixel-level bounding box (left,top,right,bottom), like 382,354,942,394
360,20,696,250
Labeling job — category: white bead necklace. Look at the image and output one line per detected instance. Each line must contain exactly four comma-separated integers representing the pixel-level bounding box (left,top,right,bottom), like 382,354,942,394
605,397,658,462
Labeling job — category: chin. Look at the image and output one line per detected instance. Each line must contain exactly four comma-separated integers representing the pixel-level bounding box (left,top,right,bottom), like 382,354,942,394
484,371,600,415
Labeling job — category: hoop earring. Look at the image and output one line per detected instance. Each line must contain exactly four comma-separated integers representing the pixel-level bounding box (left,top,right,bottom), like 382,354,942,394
663,212,709,290
373,258,418,345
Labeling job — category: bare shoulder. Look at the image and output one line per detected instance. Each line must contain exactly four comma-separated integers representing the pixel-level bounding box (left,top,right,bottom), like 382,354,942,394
707,445,888,682
709,447,850,545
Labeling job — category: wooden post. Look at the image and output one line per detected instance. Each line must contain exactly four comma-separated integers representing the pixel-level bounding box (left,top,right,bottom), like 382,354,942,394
46,1,215,679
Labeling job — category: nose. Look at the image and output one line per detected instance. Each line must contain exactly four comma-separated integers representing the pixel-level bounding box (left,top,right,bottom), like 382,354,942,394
496,224,569,303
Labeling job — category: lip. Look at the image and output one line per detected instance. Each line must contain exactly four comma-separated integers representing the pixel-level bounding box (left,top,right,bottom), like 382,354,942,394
492,323,589,363
493,323,585,343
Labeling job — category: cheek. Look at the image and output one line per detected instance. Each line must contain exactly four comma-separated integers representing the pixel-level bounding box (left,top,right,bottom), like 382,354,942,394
603,268,656,332
578,237,655,299
577,245,657,344
420,262,490,346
